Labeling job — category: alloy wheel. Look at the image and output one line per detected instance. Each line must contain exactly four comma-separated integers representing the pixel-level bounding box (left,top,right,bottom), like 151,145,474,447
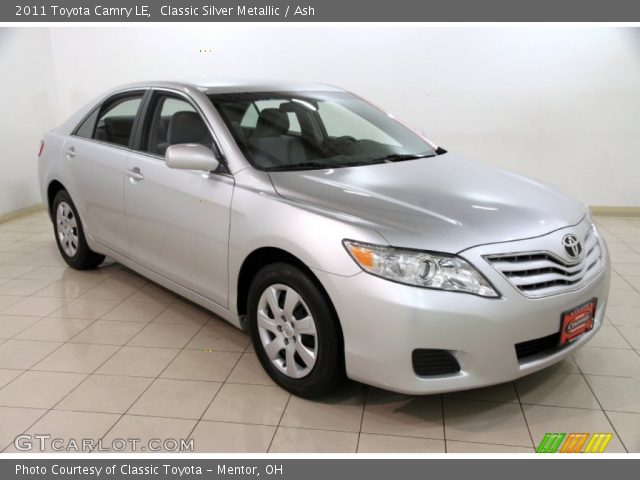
256,283,318,378
56,201,79,257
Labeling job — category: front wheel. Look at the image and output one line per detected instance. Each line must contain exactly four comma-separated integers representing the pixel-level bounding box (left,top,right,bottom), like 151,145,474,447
247,263,344,398
52,190,105,270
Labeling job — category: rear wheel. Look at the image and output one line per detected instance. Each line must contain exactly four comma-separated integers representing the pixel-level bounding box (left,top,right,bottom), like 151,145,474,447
247,262,344,398
52,190,105,270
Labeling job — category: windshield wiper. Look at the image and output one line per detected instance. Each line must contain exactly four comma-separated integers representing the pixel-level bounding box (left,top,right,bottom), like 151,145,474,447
265,161,338,172
367,153,436,163
265,153,436,172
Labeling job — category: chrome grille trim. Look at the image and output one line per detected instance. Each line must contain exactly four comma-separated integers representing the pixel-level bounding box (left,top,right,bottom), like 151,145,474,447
485,225,605,298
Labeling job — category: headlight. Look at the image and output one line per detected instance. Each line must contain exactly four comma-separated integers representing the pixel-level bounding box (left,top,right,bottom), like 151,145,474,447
343,240,499,298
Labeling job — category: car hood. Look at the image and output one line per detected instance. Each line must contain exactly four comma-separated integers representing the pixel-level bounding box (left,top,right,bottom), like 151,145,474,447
268,154,587,253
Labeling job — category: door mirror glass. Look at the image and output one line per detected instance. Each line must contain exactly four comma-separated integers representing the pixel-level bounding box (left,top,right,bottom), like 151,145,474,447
165,143,220,172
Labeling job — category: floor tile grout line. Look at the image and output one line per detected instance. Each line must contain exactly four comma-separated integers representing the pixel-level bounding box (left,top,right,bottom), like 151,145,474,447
0,307,79,395
12,259,120,302
183,338,250,451
580,343,636,351
0,406,537,452
0,261,122,317
0,316,65,346
98,312,214,448
7,389,640,416
0,322,104,411
17,272,161,413
0,407,50,452
264,423,448,443
267,394,293,453
353,386,368,454
359,429,527,449
10,370,283,386
573,356,629,453
11,313,108,344
25,344,246,354
440,394,448,453
15,268,153,372
578,344,640,352
512,381,536,449
607,322,637,350
0,267,157,452
0,278,58,297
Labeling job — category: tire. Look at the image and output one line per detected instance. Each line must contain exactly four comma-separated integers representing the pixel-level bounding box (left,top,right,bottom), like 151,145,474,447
247,262,345,398
52,190,105,270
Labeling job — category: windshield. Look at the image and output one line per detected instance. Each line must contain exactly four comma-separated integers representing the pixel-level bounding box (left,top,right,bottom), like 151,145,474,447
208,90,440,171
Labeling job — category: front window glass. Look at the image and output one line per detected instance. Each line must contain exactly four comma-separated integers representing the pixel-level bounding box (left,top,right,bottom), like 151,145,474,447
209,91,437,171
142,95,211,156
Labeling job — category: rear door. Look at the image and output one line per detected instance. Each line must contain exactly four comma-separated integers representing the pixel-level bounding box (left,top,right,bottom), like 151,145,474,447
124,90,233,307
63,91,146,254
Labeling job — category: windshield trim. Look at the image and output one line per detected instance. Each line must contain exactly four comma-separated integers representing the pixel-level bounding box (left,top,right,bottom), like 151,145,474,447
262,153,439,172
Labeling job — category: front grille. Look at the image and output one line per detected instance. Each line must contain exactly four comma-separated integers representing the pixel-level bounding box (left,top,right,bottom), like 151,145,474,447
412,349,460,376
515,332,561,361
485,226,603,297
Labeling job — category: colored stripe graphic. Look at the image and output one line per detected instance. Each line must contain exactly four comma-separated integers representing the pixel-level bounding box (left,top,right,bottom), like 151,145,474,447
584,433,613,453
560,433,589,453
536,433,565,453
537,433,613,453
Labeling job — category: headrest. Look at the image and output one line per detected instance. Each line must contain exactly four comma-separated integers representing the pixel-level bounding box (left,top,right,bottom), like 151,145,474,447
104,116,134,137
254,108,289,137
167,111,208,145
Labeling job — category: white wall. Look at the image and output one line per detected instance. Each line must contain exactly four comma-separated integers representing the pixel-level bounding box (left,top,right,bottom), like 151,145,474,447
0,28,57,216
2,26,640,214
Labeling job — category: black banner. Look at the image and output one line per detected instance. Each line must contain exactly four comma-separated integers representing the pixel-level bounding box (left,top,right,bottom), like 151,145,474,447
3,459,640,480
5,0,640,22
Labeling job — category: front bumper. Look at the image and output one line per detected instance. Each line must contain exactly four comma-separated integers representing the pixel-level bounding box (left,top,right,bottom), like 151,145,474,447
314,223,611,395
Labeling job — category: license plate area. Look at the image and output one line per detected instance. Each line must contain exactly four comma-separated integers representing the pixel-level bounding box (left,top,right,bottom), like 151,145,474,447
559,298,597,346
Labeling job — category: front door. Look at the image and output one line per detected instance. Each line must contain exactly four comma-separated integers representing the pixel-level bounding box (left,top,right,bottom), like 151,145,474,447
124,92,233,307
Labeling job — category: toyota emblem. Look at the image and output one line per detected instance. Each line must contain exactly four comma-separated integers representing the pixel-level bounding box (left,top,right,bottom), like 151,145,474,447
562,234,582,259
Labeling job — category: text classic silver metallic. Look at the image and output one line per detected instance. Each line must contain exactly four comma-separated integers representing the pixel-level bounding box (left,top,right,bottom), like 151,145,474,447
38,81,610,397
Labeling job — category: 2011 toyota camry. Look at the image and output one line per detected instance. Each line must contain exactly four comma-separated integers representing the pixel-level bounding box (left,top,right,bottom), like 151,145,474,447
37,81,610,397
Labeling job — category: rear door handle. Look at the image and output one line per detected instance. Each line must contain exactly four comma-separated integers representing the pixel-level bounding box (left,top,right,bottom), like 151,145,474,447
126,168,144,182
65,147,76,158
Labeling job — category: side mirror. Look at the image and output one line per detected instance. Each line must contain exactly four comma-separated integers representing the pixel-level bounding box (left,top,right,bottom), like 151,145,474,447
165,144,220,172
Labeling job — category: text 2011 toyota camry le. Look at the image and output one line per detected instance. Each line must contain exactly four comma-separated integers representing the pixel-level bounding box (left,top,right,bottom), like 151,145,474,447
38,81,610,397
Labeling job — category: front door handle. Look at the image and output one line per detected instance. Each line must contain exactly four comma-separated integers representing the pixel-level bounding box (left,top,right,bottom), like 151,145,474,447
126,167,144,182
65,147,76,158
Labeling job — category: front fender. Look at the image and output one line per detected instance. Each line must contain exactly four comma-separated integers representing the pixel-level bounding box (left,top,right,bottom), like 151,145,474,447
227,169,387,315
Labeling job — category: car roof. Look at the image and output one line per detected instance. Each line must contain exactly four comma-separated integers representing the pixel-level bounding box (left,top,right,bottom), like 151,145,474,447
114,80,345,95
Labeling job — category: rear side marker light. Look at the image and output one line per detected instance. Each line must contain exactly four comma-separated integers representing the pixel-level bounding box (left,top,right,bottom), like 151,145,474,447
38,141,44,158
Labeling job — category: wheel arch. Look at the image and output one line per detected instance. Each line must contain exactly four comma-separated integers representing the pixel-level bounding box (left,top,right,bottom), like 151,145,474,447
46,179,67,218
236,247,344,348
238,247,320,314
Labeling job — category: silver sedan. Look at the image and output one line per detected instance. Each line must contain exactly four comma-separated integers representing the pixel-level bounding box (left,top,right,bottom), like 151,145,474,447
37,81,610,397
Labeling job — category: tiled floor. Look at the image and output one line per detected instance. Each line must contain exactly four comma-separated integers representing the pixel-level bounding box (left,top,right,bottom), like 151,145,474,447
0,210,639,453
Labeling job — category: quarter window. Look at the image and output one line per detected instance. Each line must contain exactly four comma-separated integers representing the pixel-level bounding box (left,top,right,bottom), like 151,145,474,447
93,95,143,147
74,108,100,139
